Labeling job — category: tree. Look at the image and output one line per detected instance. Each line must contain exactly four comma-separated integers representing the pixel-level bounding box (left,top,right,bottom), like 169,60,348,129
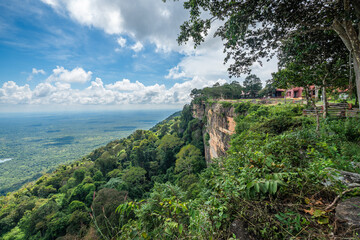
258,80,276,98
156,135,184,172
91,188,128,238
274,31,349,118
273,63,322,131
243,74,262,97
175,144,205,175
167,0,360,103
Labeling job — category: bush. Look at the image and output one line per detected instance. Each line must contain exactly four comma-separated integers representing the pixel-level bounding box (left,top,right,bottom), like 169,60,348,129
220,101,233,108
255,116,303,135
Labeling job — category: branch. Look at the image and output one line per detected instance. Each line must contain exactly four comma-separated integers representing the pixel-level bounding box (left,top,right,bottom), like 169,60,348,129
344,20,360,57
332,19,353,51
325,187,359,211
279,26,332,44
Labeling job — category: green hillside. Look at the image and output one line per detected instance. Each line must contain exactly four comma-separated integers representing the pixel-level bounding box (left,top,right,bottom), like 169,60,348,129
1,100,360,239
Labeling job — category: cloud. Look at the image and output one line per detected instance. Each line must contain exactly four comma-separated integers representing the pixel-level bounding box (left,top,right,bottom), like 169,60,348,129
46,66,92,84
165,66,186,79
32,68,46,75
40,0,189,52
166,46,230,81
117,37,126,48
0,76,227,106
41,0,61,9
41,0,278,81
106,79,145,91
27,68,46,81
33,82,55,97
130,41,143,52
0,81,32,104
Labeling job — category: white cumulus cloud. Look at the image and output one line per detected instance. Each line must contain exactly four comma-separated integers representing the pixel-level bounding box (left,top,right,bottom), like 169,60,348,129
106,79,145,91
40,0,188,51
0,76,228,107
32,68,46,75
40,0,277,82
131,41,143,52
117,37,126,48
0,81,32,104
165,66,186,79
46,66,92,84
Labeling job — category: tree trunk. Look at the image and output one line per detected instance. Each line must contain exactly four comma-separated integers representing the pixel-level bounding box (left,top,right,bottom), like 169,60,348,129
308,84,320,132
332,18,360,105
315,85,320,102
304,86,311,106
322,80,328,118
311,98,320,132
353,56,360,105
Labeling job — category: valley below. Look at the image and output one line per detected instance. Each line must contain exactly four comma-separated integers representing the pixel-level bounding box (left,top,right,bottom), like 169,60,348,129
0,109,177,195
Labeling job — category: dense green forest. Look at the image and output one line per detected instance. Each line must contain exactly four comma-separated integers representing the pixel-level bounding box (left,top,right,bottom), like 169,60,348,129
1,92,360,239
0,111,173,196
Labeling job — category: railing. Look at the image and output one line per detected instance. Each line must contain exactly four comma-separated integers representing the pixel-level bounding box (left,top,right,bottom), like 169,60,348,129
303,104,360,118
216,98,304,105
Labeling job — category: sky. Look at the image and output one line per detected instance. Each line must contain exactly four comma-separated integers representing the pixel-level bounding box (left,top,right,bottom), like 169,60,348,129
0,0,278,112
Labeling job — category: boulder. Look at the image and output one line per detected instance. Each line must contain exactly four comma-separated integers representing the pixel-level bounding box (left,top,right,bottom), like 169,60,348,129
230,219,252,240
325,168,360,187
335,197,360,228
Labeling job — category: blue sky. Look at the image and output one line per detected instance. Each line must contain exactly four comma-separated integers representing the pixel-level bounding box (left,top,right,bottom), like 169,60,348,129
0,0,277,111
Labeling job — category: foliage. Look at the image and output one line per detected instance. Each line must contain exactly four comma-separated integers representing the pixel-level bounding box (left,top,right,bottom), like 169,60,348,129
165,0,360,99
1,100,360,239
191,81,245,102
272,30,350,97
175,145,204,174
244,74,263,98
0,107,209,239
0,111,170,196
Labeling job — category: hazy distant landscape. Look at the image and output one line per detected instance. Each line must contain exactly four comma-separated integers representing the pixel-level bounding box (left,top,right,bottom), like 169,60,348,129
0,109,177,195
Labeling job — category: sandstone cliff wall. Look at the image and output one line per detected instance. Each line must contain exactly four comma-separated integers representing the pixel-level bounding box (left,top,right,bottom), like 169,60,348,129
193,102,236,164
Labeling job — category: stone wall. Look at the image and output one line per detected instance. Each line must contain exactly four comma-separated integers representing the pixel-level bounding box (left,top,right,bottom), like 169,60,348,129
192,102,236,164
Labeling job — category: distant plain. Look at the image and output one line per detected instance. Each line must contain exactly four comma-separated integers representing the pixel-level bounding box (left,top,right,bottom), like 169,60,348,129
0,110,176,195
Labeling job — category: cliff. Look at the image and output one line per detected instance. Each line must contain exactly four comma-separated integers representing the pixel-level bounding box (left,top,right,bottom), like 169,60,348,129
192,102,236,163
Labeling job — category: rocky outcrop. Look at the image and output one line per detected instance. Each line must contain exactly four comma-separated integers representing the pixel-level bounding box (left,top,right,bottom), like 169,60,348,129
335,197,360,232
193,102,236,164
325,168,360,188
230,219,253,240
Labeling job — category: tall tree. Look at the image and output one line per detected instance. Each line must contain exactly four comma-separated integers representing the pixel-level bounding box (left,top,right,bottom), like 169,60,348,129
243,74,262,97
277,31,350,117
258,80,276,98
166,0,360,102
272,63,321,130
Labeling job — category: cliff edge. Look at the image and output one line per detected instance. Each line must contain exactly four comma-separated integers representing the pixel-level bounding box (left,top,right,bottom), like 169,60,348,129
192,102,236,163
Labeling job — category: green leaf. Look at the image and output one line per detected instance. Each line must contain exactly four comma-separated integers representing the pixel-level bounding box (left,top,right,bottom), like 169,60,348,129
179,224,184,234
264,181,269,191
317,217,329,225
269,181,274,194
313,209,326,218
246,181,255,188
273,181,277,194
216,222,221,229
165,227,172,235
254,182,260,193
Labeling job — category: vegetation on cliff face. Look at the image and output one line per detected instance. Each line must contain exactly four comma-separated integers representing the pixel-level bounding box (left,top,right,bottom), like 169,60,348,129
1,94,360,239
0,107,205,240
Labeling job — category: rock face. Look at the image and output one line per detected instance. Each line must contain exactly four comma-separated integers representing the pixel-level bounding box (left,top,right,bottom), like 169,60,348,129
192,102,236,164
326,168,360,188
335,197,360,229
230,219,252,240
